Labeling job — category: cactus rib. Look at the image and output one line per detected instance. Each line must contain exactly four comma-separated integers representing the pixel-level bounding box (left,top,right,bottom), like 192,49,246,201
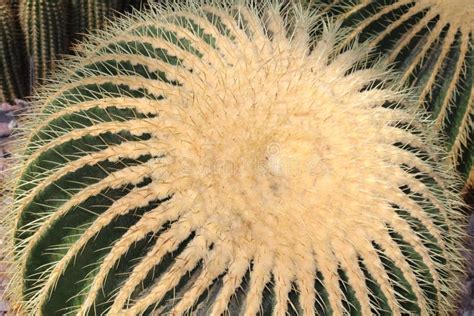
19,0,69,88
320,0,474,186
69,0,125,42
0,2,27,101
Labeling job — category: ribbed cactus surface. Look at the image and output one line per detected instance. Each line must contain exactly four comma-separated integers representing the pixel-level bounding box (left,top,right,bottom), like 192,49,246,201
319,0,474,186
69,0,125,41
19,0,68,88
0,2,27,101
4,1,467,315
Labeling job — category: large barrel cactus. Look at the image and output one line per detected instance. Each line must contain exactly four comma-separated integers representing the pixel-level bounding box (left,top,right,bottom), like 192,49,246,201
2,1,468,315
317,0,474,187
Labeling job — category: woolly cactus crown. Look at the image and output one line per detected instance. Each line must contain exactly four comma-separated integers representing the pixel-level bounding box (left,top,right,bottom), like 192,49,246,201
2,1,467,315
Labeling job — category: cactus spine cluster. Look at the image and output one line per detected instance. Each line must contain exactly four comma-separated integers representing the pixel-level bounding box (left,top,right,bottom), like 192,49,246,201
18,0,68,88
2,1,467,315
0,2,27,101
320,0,474,187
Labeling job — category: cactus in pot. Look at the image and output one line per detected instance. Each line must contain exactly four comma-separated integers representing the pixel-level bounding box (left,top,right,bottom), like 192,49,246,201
1,1,468,315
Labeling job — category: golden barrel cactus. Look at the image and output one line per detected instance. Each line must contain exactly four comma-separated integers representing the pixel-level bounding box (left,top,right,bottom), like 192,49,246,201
2,1,468,315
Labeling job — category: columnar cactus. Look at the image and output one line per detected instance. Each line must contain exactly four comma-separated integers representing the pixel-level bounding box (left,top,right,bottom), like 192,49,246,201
19,0,69,88
319,0,474,187
8,0,20,13
0,2,27,101
69,0,125,41
3,1,468,315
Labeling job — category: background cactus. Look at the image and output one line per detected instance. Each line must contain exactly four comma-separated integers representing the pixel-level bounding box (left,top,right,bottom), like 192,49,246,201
0,0,144,98
0,2,27,101
2,1,468,315
314,0,474,188
69,0,127,43
18,0,69,89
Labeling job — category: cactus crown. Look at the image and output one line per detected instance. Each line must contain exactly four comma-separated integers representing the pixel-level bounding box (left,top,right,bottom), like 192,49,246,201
2,1,467,315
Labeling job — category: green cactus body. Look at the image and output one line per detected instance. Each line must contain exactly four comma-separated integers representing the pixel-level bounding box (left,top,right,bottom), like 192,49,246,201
9,0,20,13
19,0,69,88
0,2,27,101
125,0,147,11
318,0,474,187
3,1,467,315
69,0,125,41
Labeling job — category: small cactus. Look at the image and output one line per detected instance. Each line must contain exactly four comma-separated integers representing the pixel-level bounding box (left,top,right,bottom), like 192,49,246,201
19,0,69,88
319,0,474,187
0,2,27,101
2,1,468,315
